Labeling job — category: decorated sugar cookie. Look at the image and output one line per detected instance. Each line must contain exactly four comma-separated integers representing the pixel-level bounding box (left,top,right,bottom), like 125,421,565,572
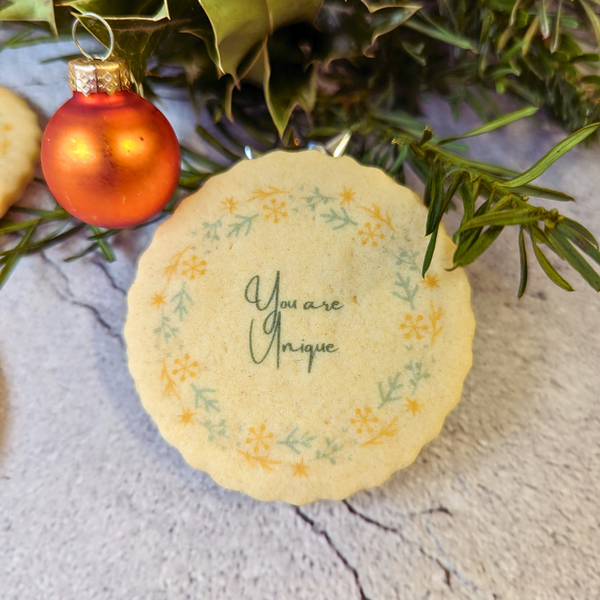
125,150,475,504
0,87,42,217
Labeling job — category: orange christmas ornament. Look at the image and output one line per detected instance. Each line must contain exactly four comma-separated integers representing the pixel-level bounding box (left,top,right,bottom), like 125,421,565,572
41,13,180,229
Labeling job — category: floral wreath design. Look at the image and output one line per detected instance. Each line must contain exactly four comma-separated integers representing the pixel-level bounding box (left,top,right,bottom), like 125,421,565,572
147,179,445,479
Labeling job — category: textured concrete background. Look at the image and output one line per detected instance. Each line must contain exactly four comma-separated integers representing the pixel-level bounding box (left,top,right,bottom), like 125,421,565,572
1,40,599,600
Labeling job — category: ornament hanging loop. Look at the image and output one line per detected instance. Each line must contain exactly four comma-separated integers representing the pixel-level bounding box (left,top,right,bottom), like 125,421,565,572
72,12,115,61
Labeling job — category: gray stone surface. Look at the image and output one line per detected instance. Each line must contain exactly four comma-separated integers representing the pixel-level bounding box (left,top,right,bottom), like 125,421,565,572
0,41,599,600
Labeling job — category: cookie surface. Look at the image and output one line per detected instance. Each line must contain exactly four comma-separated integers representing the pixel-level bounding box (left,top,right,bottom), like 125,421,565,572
0,87,41,217
125,150,475,504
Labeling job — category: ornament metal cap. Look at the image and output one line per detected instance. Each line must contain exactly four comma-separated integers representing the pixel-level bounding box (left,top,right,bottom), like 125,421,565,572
68,57,132,96
68,12,131,96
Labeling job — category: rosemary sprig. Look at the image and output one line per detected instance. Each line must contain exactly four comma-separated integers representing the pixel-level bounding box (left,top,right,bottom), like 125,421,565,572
397,116,600,296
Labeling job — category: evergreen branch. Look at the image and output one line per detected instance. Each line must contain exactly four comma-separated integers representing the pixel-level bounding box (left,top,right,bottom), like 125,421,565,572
202,217,223,242
227,214,259,237
154,310,178,344
277,427,317,454
377,374,403,409
191,384,219,413
303,188,335,211
203,419,228,442
314,437,344,464
395,248,419,271
171,282,194,320
320,207,358,230
405,359,431,395
393,273,418,309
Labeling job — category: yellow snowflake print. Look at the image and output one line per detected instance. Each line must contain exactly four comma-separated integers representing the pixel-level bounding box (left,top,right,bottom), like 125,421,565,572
400,314,429,340
405,398,422,416
358,222,385,247
181,255,206,280
221,196,239,214
178,408,196,426
422,273,440,289
150,292,167,308
246,424,274,454
350,407,379,434
292,458,310,478
172,353,198,381
340,186,356,206
263,199,288,223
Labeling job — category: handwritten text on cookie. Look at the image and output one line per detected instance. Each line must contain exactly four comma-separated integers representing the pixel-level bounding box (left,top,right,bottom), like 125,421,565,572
244,271,342,373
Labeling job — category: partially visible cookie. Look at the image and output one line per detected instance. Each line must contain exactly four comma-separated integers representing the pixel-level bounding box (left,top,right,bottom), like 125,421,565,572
125,150,476,504
0,87,42,217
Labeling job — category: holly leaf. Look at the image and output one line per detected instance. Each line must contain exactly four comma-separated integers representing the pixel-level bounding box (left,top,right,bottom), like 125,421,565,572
87,19,177,85
269,0,324,29
253,31,317,137
60,1,181,85
155,19,212,76
181,12,221,74
195,0,269,78
197,0,322,79
0,0,57,35
314,0,420,62
58,0,169,19
361,0,418,11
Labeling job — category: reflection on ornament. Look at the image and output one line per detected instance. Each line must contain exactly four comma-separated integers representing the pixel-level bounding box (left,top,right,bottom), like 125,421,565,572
62,130,97,165
115,131,147,159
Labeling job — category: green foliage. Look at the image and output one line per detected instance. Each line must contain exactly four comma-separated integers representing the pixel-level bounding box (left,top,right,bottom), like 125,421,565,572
401,117,600,293
0,0,56,35
3,0,600,132
2,0,600,295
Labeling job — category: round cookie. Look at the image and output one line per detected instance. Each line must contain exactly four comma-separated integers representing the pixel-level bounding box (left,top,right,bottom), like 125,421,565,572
0,87,42,217
125,150,475,504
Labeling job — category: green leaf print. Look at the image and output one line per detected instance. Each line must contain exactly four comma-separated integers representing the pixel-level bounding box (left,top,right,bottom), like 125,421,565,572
320,207,358,230
378,373,403,409
277,427,317,454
